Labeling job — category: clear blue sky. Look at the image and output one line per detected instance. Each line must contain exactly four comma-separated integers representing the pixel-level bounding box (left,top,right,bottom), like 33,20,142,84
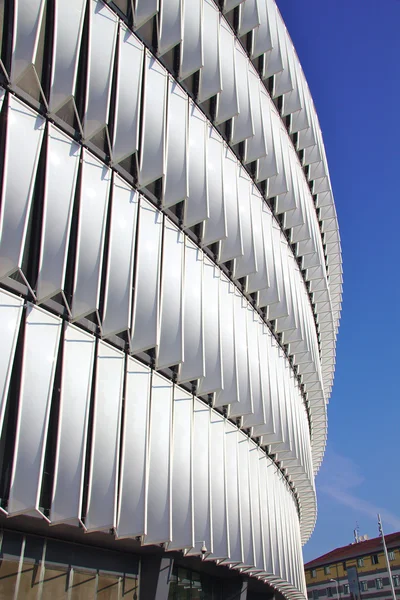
276,0,400,563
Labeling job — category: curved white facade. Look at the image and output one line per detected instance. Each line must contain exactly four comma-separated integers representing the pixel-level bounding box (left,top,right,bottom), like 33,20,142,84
0,1,341,599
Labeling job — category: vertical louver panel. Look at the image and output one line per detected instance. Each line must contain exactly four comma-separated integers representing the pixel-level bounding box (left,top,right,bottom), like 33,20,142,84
49,0,86,114
85,341,124,532
117,357,151,538
157,219,184,369
84,0,118,139
102,176,138,338
71,150,111,322
0,290,23,433
169,387,193,550
139,53,167,187
8,305,62,517
131,198,163,353
37,125,80,305
0,97,45,284
178,238,205,383
51,324,95,526
112,24,144,163
145,372,173,544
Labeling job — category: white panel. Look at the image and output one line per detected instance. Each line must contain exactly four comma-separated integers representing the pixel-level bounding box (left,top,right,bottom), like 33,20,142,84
117,357,151,538
145,373,172,544
238,436,254,567
257,325,274,435
169,386,193,550
11,0,45,83
139,53,167,187
180,0,203,80
219,149,242,263
51,325,95,526
102,176,138,337
185,102,208,227
249,446,263,571
189,399,211,554
8,305,62,517
37,125,80,303
71,150,111,321
135,0,158,28
0,290,23,433
158,0,182,55
245,69,267,163
263,1,283,77
215,276,237,407
259,226,284,311
246,191,268,294
84,0,117,138
234,168,256,279
0,97,45,281
258,455,273,574
86,341,124,532
198,0,221,102
178,239,204,382
163,81,188,207
265,461,278,575
229,291,251,417
223,422,241,564
231,44,254,144
157,220,184,368
202,127,226,245
239,0,260,35
273,20,293,97
112,24,144,163
50,0,86,113
257,107,280,183
131,199,163,353
209,412,228,559
242,309,262,427
252,0,272,58
216,19,238,124
265,237,289,320
197,258,222,395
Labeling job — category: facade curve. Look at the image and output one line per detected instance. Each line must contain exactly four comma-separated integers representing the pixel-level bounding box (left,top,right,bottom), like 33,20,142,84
0,1,341,599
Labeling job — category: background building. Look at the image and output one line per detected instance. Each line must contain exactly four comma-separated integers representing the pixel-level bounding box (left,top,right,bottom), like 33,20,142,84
0,0,341,598
305,532,400,600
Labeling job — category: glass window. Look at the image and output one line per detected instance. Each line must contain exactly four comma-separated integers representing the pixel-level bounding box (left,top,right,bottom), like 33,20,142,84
389,551,395,561
393,575,400,587
360,581,368,592
376,578,383,589
327,587,333,597
372,554,379,565
324,566,331,575
357,557,364,567
312,590,319,600
343,584,349,594
343,561,347,571
311,569,317,578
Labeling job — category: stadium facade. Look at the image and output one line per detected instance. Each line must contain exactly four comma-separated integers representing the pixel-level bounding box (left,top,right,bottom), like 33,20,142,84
0,0,341,598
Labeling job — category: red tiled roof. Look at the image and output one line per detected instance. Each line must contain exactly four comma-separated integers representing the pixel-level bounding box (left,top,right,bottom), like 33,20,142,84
305,532,400,569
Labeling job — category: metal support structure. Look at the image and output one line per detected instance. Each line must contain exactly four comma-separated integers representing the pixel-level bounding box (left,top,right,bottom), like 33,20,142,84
377,514,396,600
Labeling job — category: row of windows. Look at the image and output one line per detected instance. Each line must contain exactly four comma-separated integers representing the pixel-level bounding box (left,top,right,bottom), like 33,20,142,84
309,575,400,598
310,550,397,577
